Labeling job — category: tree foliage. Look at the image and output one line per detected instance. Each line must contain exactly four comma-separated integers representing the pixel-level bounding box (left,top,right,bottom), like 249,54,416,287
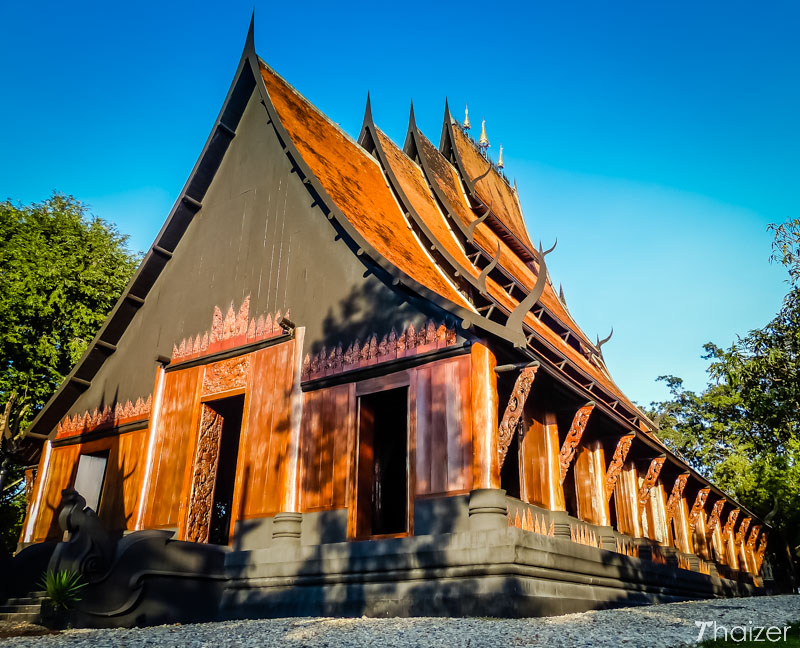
0,193,139,555
652,218,800,579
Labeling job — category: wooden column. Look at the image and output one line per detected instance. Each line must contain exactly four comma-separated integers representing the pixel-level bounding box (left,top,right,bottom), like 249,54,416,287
722,508,741,569
573,439,610,527
470,343,499,490
666,474,692,553
272,327,306,544
520,409,565,511
637,456,666,543
649,481,670,546
745,524,762,574
614,460,641,537
21,440,52,543
707,498,726,563
134,363,167,530
735,517,752,571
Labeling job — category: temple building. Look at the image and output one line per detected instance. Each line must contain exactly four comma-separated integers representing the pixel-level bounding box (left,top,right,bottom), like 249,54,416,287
13,21,774,622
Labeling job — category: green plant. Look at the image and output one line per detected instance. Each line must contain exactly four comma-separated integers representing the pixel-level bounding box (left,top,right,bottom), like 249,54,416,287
39,569,86,610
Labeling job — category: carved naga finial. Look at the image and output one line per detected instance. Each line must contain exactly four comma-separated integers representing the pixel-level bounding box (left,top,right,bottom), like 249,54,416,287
463,104,471,131
596,328,613,356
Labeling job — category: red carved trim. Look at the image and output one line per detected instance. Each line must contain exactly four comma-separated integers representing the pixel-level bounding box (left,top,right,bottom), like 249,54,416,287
637,456,666,513
688,487,711,531
301,320,458,381
498,365,539,467
746,524,762,550
722,508,740,537
604,434,635,500
665,473,689,525
706,498,725,533
558,403,595,483
186,406,224,543
172,295,288,362
735,517,752,546
56,395,152,439
202,355,250,395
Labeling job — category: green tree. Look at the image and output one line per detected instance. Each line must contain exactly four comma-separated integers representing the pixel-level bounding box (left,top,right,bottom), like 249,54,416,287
652,218,800,583
0,193,139,555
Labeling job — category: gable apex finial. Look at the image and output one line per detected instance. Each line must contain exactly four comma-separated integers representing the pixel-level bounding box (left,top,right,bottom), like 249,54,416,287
244,10,256,55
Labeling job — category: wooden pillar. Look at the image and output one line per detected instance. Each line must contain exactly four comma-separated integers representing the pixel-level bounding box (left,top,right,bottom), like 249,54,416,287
614,460,641,537
134,363,167,530
689,488,712,560
272,327,305,544
745,525,762,574
21,439,53,543
649,481,670,546
520,409,565,511
722,509,741,569
735,517,752,572
707,498,726,563
666,474,692,553
573,439,610,527
470,343,499,490
637,456,666,544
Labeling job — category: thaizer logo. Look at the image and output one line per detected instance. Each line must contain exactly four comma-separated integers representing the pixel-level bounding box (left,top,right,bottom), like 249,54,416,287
695,620,791,642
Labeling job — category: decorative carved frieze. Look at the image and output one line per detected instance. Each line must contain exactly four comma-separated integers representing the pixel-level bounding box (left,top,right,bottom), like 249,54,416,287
558,403,595,483
56,395,152,439
301,320,458,380
186,406,224,543
722,508,740,537
746,524,762,550
202,355,250,395
604,434,635,500
637,456,666,513
735,517,752,546
706,499,725,533
172,295,289,362
497,365,539,467
665,473,689,525
688,487,711,531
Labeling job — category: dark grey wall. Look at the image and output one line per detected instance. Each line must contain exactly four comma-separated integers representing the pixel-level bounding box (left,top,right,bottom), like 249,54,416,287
64,89,431,421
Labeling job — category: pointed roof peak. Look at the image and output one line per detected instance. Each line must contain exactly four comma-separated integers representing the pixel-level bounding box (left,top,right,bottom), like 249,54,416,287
463,104,471,131
478,118,490,150
362,91,373,127
244,10,256,56
408,99,417,129
444,98,454,125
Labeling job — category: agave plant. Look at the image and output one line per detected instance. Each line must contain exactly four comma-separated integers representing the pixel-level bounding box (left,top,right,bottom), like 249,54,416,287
39,569,86,610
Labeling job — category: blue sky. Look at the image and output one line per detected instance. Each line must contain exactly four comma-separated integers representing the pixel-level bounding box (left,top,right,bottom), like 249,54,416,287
1,1,797,407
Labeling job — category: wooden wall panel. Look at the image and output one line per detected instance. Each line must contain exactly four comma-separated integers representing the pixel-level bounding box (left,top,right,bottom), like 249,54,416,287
414,355,472,496
142,366,202,528
299,383,354,512
519,409,564,511
234,341,294,518
94,428,148,532
32,444,80,541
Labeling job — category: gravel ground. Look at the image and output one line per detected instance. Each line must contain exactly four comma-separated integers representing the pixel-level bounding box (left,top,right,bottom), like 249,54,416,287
1,595,798,647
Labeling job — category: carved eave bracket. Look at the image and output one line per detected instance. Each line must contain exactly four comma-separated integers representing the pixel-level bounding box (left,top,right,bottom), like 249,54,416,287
755,532,769,571
722,508,741,538
497,364,539,467
688,487,711,531
637,456,666,513
746,524,762,551
604,434,635,500
735,517,752,546
665,473,690,526
706,498,726,534
558,402,595,483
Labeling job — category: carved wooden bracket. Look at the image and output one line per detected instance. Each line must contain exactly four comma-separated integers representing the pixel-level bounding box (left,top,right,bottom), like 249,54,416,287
706,498,725,533
186,406,224,543
735,517,751,546
558,403,595,483
665,473,689,525
497,365,539,467
755,533,768,571
722,508,741,537
688,487,711,531
604,434,635,500
746,524,762,550
636,456,665,513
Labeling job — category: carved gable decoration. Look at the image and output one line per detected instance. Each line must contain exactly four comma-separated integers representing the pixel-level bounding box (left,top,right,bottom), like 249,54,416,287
203,356,250,395
498,365,539,467
558,403,595,483
301,319,458,381
688,487,711,531
56,395,152,439
172,295,288,363
604,434,635,500
637,456,665,513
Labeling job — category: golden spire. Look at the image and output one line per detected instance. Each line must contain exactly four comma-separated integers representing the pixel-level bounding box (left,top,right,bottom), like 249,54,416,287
497,144,504,169
478,118,490,152
463,104,471,131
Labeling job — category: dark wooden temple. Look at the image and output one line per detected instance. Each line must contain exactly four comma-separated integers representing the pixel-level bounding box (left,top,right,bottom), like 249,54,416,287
13,20,773,622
